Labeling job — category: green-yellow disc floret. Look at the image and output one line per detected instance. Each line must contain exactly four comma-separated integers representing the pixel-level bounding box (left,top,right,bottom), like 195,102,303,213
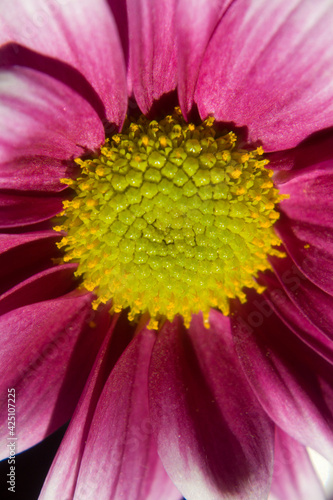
54,107,287,329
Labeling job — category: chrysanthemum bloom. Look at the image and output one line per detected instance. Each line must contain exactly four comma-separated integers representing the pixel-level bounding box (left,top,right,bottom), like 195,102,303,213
0,0,333,498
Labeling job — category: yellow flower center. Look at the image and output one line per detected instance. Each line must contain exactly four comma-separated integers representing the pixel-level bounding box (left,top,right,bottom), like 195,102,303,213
54,107,286,329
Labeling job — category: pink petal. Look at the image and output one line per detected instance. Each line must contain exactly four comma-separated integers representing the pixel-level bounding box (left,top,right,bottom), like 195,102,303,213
0,66,104,166
0,157,71,192
275,217,333,296
0,230,56,255
39,313,132,500
195,0,333,150
278,160,333,228
108,0,129,63
72,327,180,500
0,231,60,293
1,0,127,126
0,263,77,316
271,254,333,343
262,273,333,365
40,318,179,500
232,300,333,463
269,427,325,500
0,293,107,459
149,312,274,500
176,0,233,117
268,129,333,173
0,192,63,228
127,0,177,114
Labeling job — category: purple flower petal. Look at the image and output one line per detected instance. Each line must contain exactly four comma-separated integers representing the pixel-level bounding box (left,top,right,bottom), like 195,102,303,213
68,327,180,500
195,0,333,150
275,217,333,296
0,230,56,255
269,427,325,500
176,0,232,117
149,312,274,500
262,273,333,365
0,192,63,228
0,67,104,167
0,293,107,459
0,263,77,316
278,160,333,228
1,0,127,126
268,130,333,173
107,0,129,64
271,254,333,343
0,157,70,192
39,314,127,500
0,231,59,293
127,0,177,114
232,301,333,463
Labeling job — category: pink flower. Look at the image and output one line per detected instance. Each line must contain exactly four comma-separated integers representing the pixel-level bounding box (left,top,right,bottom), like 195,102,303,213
0,0,333,499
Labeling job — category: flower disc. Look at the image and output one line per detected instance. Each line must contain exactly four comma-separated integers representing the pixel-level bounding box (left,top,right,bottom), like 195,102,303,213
55,108,286,328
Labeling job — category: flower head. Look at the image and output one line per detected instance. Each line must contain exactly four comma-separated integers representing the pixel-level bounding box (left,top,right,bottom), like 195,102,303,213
0,0,333,499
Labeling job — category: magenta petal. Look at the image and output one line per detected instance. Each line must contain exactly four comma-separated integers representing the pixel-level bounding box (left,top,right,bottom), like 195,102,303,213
0,192,63,228
278,160,333,228
0,293,106,459
262,274,333,366
271,254,333,343
127,0,177,114
1,0,127,125
0,157,70,192
70,328,180,500
39,315,121,500
270,427,325,500
232,302,333,463
0,231,59,292
177,0,232,117
149,312,274,500
275,217,333,296
0,67,105,166
269,131,333,173
0,263,77,316
196,0,333,150
0,230,56,255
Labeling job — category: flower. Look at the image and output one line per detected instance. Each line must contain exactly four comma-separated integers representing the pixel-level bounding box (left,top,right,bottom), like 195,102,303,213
0,0,333,499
